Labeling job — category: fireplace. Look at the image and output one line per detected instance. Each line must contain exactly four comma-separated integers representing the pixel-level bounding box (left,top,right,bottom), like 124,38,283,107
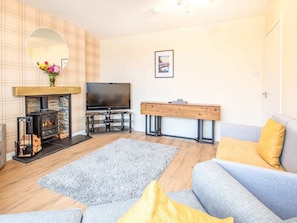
12,86,91,163
28,97,59,143
24,95,72,143
30,110,59,143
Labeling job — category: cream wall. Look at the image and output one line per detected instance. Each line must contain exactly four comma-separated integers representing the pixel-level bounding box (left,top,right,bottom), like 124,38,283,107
100,17,265,139
0,0,99,155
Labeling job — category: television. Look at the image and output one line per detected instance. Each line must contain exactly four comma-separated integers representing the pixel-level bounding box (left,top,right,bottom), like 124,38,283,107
86,82,131,110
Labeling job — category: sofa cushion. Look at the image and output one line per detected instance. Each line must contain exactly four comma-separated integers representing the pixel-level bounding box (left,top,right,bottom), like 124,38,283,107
280,121,297,173
117,181,233,223
0,209,83,223
257,118,285,169
216,137,285,171
83,190,205,223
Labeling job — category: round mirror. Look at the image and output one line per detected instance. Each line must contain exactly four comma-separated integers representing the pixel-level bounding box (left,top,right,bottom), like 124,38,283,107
27,28,69,69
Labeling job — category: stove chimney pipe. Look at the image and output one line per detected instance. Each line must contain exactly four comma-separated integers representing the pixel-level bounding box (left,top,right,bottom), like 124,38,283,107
40,96,48,111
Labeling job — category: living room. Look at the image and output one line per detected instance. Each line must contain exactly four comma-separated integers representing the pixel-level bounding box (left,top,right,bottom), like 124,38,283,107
1,0,296,159
1,0,297,222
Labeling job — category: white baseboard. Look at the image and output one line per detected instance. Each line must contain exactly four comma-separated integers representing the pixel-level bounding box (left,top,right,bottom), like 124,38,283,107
73,130,87,136
7,151,14,161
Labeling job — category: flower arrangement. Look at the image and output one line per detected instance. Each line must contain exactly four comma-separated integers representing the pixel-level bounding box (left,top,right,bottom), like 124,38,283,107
37,61,61,76
37,61,62,86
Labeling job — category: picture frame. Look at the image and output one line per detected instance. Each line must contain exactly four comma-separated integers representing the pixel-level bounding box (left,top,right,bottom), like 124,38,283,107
61,58,68,69
155,50,174,78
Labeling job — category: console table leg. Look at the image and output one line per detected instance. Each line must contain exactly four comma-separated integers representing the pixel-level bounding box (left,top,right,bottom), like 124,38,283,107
196,119,200,141
198,119,215,144
198,119,203,142
129,113,132,133
154,116,158,136
157,116,162,136
211,120,215,144
86,116,90,136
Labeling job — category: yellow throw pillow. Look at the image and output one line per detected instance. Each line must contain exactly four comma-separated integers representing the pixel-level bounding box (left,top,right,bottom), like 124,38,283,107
257,118,285,168
117,181,233,223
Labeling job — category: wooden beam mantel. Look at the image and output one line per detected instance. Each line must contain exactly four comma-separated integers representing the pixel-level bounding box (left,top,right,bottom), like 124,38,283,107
12,86,81,96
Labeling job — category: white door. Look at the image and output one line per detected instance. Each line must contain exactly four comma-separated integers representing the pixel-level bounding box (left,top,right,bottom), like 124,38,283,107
263,19,282,123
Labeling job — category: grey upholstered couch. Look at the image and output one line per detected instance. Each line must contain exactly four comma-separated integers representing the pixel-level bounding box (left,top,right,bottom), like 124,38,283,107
0,124,6,169
1,159,296,223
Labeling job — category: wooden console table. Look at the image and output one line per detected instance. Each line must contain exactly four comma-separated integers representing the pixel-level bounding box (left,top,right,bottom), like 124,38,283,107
140,102,220,144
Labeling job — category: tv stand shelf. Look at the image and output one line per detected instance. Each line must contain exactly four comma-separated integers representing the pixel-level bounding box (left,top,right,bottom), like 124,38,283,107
86,111,132,135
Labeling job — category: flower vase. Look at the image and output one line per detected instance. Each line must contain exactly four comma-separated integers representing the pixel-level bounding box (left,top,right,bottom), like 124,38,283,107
49,75,56,87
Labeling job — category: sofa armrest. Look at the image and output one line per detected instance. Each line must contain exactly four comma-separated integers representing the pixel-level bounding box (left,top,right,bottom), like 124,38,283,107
220,122,262,142
192,160,282,223
0,209,83,223
214,158,297,220
284,218,297,223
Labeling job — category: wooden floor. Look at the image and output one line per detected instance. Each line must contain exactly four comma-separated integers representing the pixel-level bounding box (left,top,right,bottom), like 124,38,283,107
0,131,217,214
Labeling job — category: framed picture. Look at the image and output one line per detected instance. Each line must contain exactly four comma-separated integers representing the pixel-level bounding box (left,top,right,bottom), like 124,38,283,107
155,50,174,78
61,58,68,69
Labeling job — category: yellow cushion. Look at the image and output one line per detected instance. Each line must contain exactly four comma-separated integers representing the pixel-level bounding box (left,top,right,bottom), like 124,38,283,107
117,181,234,223
217,137,285,171
257,118,285,168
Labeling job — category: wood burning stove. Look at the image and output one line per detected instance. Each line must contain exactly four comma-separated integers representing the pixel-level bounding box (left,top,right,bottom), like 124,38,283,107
29,96,59,143
30,110,59,143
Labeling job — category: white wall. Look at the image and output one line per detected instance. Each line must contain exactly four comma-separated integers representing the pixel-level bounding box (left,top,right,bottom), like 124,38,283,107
100,16,265,140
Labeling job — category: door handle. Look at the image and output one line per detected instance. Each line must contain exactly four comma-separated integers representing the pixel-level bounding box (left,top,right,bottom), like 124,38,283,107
262,91,267,98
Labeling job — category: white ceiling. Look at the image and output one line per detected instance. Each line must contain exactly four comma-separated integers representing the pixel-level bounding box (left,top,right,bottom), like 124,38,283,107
18,0,270,39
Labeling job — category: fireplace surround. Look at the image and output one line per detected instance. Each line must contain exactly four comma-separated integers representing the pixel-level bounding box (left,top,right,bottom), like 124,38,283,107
12,86,91,163
25,95,71,141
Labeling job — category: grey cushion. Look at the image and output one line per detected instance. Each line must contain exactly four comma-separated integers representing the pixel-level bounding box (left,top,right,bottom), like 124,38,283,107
0,209,83,223
214,158,297,220
220,122,262,142
272,113,297,173
284,217,297,223
272,113,291,126
83,199,138,223
0,124,6,169
280,121,297,173
192,160,283,223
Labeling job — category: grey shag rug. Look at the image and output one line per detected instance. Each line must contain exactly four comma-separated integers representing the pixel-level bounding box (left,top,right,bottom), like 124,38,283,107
38,138,179,206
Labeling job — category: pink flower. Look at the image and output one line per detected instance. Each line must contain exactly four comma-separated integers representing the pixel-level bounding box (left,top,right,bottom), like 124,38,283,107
37,61,61,76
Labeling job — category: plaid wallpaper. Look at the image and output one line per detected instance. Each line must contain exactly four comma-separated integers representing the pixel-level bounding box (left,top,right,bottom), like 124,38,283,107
0,0,99,155
86,34,100,82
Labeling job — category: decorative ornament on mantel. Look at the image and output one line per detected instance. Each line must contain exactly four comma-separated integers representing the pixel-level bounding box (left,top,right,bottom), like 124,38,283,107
37,61,62,87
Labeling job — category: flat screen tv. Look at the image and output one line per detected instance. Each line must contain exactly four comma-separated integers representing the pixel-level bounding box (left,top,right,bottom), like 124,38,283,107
86,82,131,110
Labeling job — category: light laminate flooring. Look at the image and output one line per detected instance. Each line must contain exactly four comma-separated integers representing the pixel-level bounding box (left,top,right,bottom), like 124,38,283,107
0,131,217,214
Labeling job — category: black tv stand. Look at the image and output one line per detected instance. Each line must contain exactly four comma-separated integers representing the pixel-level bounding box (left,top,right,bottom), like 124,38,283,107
86,111,132,136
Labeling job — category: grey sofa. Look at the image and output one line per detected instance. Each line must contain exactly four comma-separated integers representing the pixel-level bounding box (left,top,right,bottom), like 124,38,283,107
0,124,6,169
1,159,296,223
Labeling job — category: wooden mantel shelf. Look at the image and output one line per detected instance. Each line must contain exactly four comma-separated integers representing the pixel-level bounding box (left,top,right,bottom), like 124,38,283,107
12,86,81,96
